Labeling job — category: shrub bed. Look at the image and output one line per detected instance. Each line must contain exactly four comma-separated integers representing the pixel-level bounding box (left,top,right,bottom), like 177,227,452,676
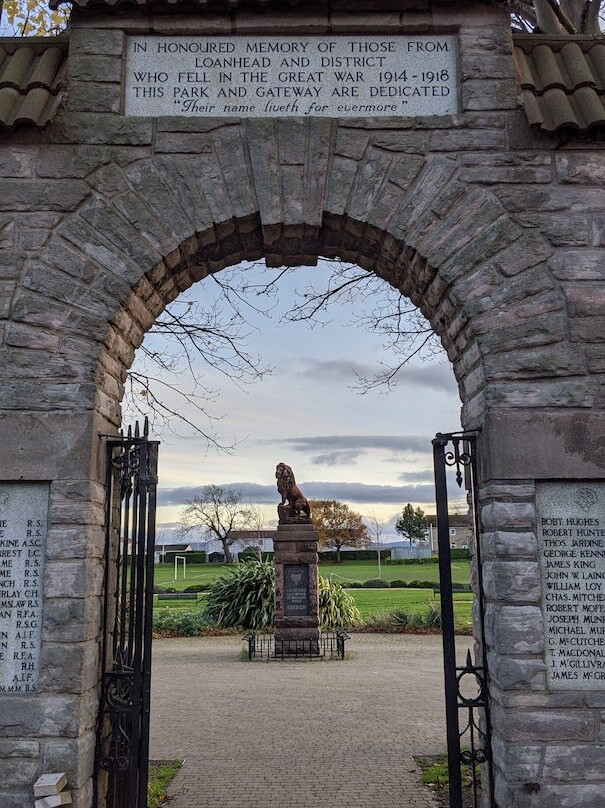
153,610,241,638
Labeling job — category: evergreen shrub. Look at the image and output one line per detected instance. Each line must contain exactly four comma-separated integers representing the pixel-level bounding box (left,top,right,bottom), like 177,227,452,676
203,561,361,630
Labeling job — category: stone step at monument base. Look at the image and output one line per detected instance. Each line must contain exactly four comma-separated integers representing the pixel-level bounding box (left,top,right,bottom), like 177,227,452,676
276,616,319,629
275,626,321,656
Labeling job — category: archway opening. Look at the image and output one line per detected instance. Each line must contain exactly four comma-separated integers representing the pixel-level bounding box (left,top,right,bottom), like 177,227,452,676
99,246,482,808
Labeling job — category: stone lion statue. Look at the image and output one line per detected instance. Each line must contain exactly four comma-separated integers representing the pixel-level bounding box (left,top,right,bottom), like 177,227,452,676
275,462,311,518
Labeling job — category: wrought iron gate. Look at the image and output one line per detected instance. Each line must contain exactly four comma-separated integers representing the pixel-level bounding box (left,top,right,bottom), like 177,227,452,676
95,421,159,808
432,431,494,808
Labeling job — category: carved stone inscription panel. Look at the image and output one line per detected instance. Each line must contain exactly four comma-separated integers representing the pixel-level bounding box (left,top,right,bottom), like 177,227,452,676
0,483,49,694
537,482,605,690
284,564,310,617
125,35,458,118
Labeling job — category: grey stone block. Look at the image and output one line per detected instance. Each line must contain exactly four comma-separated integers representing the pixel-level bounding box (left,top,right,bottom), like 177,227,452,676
492,704,595,742
481,501,535,532
487,651,546,690
491,735,542,780
485,605,544,654
42,732,95,789
483,560,541,603
43,597,101,643
0,760,40,789
543,745,605,781
67,54,122,83
482,531,538,559
0,741,39,758
44,560,104,600
0,792,32,808
39,641,99,693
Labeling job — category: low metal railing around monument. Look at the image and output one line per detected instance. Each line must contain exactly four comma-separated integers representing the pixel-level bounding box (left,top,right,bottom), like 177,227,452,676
244,631,349,660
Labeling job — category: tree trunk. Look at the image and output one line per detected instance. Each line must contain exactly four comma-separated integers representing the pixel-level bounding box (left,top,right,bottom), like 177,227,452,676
222,541,233,564
533,0,568,32
336,545,342,563
582,0,602,33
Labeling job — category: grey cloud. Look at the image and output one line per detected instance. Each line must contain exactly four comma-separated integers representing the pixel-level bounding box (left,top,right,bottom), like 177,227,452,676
278,434,430,454
400,363,457,393
296,358,377,382
311,450,363,466
295,358,456,394
398,469,435,483
158,481,437,507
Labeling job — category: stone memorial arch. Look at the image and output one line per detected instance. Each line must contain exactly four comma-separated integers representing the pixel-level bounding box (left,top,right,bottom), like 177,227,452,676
1,0,605,806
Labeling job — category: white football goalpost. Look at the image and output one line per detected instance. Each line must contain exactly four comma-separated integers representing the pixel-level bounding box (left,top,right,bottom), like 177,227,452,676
174,555,187,581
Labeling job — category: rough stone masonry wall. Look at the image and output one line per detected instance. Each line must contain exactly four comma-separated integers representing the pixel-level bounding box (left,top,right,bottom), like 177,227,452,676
0,2,604,807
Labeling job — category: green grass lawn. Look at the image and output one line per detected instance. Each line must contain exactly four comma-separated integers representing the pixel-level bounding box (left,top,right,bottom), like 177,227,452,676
153,560,473,623
153,566,473,622
321,560,470,585
348,588,473,622
154,559,471,590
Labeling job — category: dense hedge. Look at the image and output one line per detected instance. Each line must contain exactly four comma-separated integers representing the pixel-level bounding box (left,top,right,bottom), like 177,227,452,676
344,580,472,590
385,557,437,566
318,549,391,562
238,551,274,562
161,550,207,564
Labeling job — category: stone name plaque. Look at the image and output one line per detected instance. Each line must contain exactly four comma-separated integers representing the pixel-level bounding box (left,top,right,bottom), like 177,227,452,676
537,482,605,690
284,564,310,617
0,483,49,694
125,35,458,118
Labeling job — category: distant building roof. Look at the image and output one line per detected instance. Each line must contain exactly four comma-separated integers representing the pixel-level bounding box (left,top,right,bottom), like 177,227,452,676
425,514,472,527
0,38,68,131
230,530,277,540
514,35,605,132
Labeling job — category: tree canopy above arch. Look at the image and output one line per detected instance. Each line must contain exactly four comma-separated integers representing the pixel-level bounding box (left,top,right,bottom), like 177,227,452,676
1,0,604,37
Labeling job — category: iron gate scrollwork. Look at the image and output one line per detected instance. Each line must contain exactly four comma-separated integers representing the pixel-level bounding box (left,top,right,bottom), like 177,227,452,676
95,420,159,808
432,431,494,808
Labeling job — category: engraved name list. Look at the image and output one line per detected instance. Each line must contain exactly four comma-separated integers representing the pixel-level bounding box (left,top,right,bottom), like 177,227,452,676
0,483,49,694
537,482,605,690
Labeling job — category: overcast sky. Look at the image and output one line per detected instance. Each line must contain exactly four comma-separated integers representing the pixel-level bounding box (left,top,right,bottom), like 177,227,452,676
125,260,464,534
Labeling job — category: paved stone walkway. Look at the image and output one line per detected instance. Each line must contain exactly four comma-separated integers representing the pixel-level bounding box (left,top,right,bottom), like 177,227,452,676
150,633,464,808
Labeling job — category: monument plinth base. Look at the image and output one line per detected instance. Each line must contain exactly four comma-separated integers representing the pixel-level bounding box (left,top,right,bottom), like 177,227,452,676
274,521,320,656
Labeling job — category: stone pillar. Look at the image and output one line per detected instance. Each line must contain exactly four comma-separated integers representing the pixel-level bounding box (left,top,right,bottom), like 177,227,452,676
273,518,320,655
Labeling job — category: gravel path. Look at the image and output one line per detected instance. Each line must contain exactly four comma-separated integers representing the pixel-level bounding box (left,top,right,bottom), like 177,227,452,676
150,633,465,808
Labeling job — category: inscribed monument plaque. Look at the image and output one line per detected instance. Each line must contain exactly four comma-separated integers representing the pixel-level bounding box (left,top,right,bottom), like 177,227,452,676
537,482,605,690
125,35,458,118
284,564,310,617
0,483,49,694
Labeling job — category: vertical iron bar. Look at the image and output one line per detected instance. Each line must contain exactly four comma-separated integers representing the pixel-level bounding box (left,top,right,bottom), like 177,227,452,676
139,439,158,805
97,426,160,808
119,469,131,659
128,459,140,665
468,439,495,807
433,433,463,808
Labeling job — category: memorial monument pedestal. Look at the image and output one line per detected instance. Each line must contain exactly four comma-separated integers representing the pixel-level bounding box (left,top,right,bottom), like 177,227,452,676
274,519,320,656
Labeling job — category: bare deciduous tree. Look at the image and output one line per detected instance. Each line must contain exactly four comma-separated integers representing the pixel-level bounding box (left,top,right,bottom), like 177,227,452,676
179,484,256,564
510,0,604,34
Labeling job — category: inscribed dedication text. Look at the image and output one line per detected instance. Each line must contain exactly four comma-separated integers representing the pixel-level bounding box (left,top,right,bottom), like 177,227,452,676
537,482,605,690
284,564,310,617
125,35,458,118
0,483,49,694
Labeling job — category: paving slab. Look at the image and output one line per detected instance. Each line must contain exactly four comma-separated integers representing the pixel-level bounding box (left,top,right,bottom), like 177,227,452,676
150,633,469,808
